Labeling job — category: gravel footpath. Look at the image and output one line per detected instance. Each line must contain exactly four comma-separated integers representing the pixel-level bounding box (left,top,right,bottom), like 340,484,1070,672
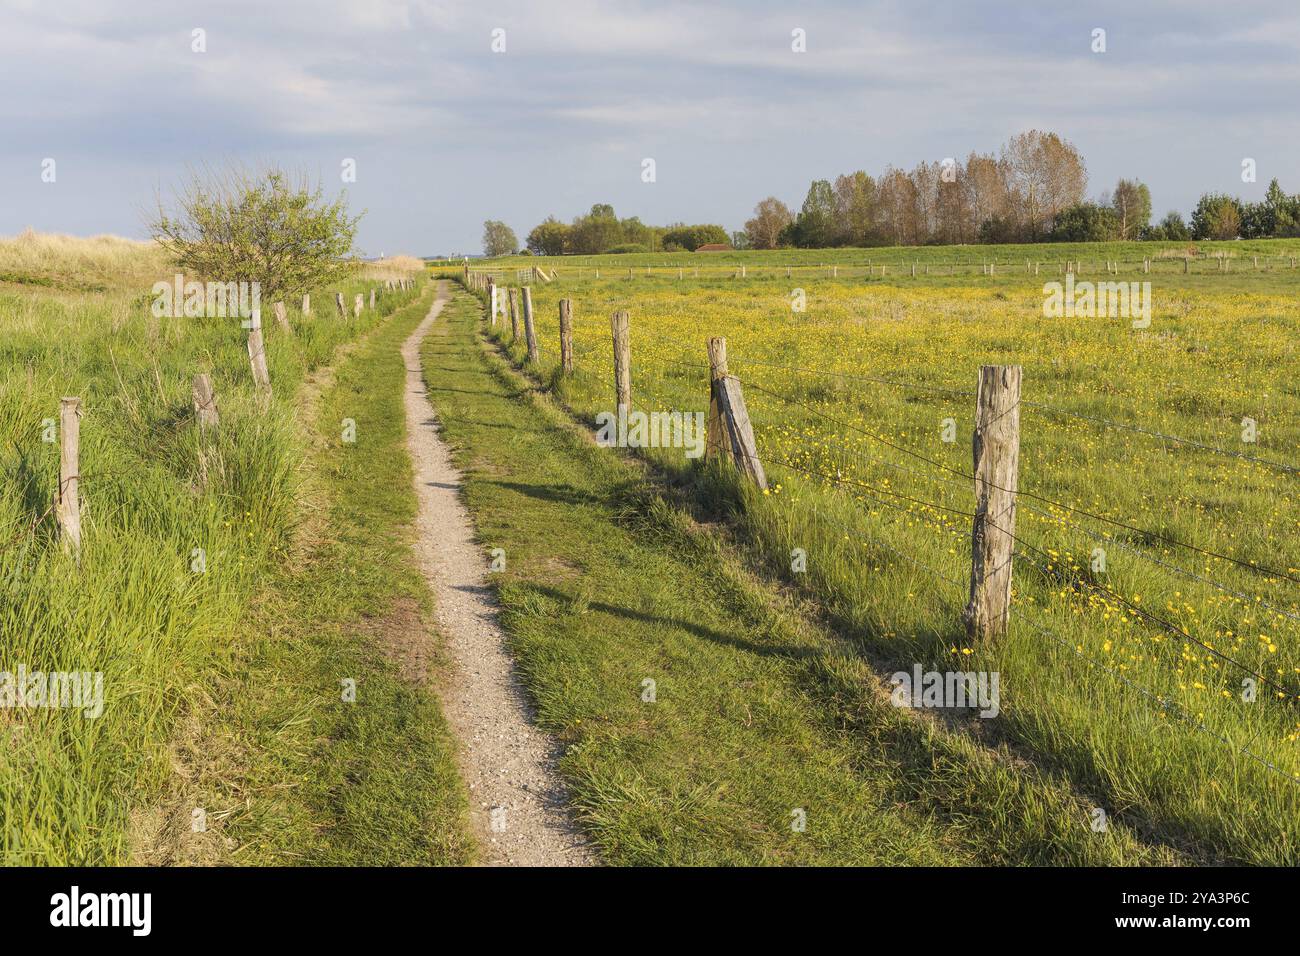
401,283,594,867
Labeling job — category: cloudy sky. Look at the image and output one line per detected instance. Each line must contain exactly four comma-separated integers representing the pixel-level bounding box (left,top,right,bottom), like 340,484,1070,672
2,0,1296,255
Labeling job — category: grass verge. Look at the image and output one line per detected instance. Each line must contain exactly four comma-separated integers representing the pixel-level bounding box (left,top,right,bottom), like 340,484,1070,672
132,283,473,865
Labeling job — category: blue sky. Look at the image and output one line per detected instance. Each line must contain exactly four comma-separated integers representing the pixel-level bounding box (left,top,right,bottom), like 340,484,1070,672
1,0,1296,255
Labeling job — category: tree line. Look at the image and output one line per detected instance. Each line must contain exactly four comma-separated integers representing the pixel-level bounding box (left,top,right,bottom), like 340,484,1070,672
481,209,733,257
481,129,1300,255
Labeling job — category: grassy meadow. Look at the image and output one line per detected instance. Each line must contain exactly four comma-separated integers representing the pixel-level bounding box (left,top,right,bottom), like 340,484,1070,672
452,238,1300,864
0,231,425,863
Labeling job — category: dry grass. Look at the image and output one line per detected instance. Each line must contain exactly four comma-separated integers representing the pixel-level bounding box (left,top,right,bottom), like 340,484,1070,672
0,228,167,289
361,255,427,281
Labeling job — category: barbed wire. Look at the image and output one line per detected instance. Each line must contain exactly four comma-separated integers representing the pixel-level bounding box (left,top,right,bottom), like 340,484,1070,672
740,376,1300,587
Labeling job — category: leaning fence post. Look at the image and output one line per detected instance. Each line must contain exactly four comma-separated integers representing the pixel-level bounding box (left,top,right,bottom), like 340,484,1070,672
963,365,1021,641
611,310,631,415
335,292,345,317
705,336,729,463
56,396,82,554
246,309,271,393
559,299,574,374
522,286,539,363
192,374,219,429
715,377,766,489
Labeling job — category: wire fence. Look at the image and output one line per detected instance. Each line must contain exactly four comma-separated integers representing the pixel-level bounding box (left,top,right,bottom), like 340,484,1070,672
464,275,1300,788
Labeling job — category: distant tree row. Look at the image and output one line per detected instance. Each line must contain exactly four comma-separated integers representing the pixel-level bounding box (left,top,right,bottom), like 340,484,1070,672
744,129,1300,248
484,129,1300,255
746,131,1090,249
514,206,730,256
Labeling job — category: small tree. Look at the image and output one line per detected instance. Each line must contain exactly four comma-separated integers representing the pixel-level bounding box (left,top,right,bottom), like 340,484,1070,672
482,220,518,257
745,197,794,249
1109,178,1152,240
148,165,361,304
1190,193,1244,240
527,217,570,256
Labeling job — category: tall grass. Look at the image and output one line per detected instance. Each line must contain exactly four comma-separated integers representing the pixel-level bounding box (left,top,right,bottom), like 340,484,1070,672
0,235,423,863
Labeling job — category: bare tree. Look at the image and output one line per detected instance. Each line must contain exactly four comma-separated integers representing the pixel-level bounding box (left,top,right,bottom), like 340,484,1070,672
1002,130,1087,239
744,197,794,249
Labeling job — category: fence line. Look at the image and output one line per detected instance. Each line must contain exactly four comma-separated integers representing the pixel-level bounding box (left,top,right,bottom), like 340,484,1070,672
778,441,1300,788
738,376,1300,586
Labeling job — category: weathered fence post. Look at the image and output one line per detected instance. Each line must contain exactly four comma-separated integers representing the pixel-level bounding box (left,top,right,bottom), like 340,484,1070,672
714,376,766,489
705,336,729,462
273,301,291,335
559,299,574,374
611,310,631,414
488,279,498,326
370,288,376,309
335,292,345,317
192,374,219,429
354,293,363,318
522,286,539,363
508,288,520,340
302,293,311,316
56,396,82,554
963,365,1021,641
246,309,271,393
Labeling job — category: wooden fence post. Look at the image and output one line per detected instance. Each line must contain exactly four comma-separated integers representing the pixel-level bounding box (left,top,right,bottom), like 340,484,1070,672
559,299,573,373
302,293,311,316
488,279,498,326
522,286,539,363
370,288,376,309
246,309,271,393
56,396,82,554
714,377,766,489
192,374,219,429
963,365,1021,641
354,293,363,318
508,288,520,340
335,293,345,317
611,310,631,414
273,301,291,334
705,336,729,462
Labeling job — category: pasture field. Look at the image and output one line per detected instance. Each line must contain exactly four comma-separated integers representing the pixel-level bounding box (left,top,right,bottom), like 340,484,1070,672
476,237,1300,284
454,239,1300,864
0,232,433,864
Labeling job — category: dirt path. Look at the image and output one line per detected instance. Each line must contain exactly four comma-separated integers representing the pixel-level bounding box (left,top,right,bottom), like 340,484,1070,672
401,283,594,867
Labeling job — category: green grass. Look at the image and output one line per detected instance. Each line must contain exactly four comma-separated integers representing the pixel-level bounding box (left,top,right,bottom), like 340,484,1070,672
140,283,473,865
419,286,1176,865
457,245,1300,865
0,245,432,864
463,236,1300,289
